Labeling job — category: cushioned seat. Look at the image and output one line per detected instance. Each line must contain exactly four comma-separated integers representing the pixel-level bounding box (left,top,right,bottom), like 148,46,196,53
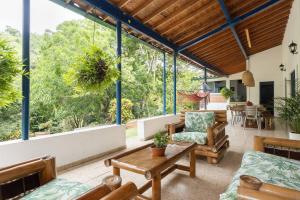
21,178,91,200
172,112,214,145
220,151,300,200
172,132,207,144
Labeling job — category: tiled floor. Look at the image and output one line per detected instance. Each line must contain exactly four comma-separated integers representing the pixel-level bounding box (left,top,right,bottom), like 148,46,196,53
59,120,289,200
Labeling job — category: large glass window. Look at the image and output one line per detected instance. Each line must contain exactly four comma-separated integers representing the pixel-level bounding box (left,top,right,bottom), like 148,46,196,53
230,79,247,102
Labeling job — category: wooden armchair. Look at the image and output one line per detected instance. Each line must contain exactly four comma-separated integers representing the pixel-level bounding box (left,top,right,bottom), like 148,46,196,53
0,156,148,200
0,156,56,199
236,136,300,200
167,110,229,164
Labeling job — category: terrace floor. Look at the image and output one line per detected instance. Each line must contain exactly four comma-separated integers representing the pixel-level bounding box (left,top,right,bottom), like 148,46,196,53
59,120,289,200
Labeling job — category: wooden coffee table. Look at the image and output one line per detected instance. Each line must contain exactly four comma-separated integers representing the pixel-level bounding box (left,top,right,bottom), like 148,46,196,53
104,142,197,200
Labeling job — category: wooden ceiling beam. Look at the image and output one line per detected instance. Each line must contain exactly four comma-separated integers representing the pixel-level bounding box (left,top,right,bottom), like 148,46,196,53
143,0,179,24
160,1,218,35
103,0,131,21
198,47,241,61
131,0,155,17
239,23,287,45
174,17,226,44
237,15,289,36
189,32,234,53
248,41,282,55
176,0,289,45
152,0,199,30
199,47,242,61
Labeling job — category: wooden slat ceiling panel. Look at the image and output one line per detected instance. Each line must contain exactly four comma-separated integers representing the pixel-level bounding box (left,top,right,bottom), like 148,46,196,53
235,0,292,56
191,30,246,74
72,0,293,75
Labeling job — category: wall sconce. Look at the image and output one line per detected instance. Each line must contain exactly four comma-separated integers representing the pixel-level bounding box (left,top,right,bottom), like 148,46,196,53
289,41,298,54
279,64,286,71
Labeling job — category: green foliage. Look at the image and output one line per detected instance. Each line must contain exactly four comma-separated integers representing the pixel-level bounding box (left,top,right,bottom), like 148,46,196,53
220,87,234,100
153,132,169,148
0,130,21,142
0,38,21,107
108,98,134,123
65,45,119,94
276,85,300,133
0,19,206,142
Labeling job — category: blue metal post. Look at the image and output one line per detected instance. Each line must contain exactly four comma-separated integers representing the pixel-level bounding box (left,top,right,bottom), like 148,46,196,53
173,51,177,115
116,20,122,125
204,67,207,110
22,0,30,140
163,52,167,115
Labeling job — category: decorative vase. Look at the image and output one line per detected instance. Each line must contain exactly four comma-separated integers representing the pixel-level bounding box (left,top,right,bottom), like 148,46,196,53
289,132,300,140
151,146,166,156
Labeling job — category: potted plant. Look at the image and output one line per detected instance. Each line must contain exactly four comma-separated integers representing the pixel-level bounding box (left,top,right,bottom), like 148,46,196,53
0,38,21,107
288,117,300,140
151,132,169,156
276,84,300,140
64,45,119,94
220,87,234,101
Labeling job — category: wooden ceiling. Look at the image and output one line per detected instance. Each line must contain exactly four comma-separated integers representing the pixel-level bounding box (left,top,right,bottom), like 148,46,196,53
69,0,293,75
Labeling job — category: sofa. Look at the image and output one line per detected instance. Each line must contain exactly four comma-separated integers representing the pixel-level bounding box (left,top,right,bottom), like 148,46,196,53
0,156,148,200
220,136,300,200
167,110,229,164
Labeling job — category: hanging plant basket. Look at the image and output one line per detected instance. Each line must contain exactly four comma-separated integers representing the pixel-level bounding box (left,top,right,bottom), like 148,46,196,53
65,45,119,94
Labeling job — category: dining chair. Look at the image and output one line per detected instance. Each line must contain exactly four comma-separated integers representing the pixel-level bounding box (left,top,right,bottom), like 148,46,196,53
243,106,261,130
230,105,244,125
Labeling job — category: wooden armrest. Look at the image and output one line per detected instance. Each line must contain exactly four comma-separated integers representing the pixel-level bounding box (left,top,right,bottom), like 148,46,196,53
207,122,228,147
238,175,300,200
167,122,185,135
212,122,227,134
101,182,139,200
0,156,56,185
75,184,112,200
254,136,300,152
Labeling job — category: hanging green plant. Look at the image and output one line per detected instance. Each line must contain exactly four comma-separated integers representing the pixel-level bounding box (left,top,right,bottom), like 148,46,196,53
0,38,21,107
65,45,119,94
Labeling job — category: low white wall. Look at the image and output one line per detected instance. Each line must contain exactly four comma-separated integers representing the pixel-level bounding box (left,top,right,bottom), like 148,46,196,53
0,125,126,168
137,114,180,140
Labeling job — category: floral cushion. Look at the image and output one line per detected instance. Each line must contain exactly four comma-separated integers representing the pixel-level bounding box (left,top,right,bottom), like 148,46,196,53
185,112,215,132
220,151,300,200
172,132,207,145
21,178,91,200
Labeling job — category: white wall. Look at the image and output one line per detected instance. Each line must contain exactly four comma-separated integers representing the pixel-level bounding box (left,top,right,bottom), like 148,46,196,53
208,46,284,105
0,125,126,168
137,114,180,140
282,0,300,95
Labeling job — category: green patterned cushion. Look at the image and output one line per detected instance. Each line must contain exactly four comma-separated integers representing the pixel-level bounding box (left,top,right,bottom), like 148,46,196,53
172,132,207,145
185,112,215,132
220,151,300,200
21,178,91,200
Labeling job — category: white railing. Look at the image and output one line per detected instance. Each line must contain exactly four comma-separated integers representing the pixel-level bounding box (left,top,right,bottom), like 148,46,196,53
0,124,126,169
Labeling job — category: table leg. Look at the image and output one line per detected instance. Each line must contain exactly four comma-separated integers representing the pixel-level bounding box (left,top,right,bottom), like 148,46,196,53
152,174,161,200
113,167,120,176
190,149,196,178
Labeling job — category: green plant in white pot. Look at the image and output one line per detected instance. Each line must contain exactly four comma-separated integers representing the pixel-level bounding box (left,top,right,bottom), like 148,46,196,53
276,84,300,140
220,87,234,101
